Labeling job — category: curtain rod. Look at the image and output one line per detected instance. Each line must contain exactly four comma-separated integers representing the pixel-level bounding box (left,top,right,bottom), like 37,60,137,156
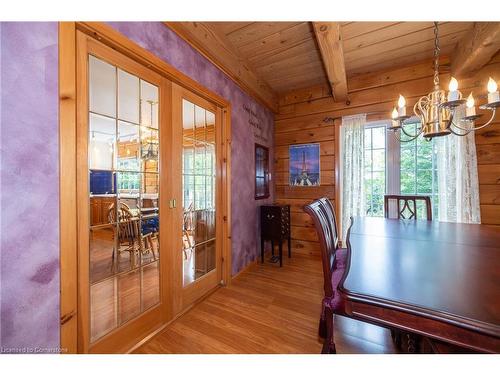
323,110,391,123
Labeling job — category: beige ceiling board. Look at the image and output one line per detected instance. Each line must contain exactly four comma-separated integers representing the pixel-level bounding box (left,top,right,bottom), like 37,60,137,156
344,22,472,64
237,22,314,61
343,22,438,52
341,22,398,40
256,51,324,77
346,30,468,74
247,38,319,68
224,22,302,48
204,22,253,36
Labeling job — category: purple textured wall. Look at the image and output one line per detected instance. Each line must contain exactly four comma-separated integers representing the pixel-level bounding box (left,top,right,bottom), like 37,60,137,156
107,22,275,275
0,22,60,351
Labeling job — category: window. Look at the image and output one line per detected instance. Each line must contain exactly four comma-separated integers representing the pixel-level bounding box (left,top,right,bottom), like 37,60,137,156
362,118,438,219
116,160,141,191
399,122,439,219
255,144,270,200
364,125,386,216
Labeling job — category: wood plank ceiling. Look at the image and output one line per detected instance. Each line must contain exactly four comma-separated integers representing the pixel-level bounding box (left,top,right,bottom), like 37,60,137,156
167,22,482,109
205,22,326,93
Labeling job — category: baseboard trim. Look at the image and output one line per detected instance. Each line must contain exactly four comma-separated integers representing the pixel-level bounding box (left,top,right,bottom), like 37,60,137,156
126,322,169,354
231,259,258,280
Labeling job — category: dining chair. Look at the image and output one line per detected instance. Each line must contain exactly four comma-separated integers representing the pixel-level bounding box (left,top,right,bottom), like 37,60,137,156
183,202,195,260
304,198,353,354
108,202,156,267
317,197,340,249
384,194,432,221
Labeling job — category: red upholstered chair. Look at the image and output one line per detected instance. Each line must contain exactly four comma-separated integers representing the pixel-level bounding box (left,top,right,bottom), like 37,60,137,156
304,198,353,354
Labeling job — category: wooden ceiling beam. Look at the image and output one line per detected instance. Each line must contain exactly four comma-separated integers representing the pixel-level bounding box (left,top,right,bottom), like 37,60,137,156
164,22,278,112
451,22,500,77
312,22,348,103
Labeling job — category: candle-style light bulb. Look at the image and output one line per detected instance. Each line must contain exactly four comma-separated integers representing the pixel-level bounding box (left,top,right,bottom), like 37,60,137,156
487,77,498,93
466,93,476,117
391,107,398,119
397,95,406,117
449,77,459,92
398,95,406,108
390,107,399,129
447,77,460,101
466,93,475,108
487,77,500,104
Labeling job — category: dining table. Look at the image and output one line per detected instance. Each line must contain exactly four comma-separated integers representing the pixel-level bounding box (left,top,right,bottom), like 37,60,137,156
338,216,500,353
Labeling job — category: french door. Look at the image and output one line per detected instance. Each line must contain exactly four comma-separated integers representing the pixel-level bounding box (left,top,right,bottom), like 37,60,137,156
76,33,172,353
74,30,228,353
171,84,224,313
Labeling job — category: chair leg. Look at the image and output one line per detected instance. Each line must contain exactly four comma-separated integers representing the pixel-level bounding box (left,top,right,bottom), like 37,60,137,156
318,314,327,339
391,329,402,349
321,310,336,354
279,241,283,267
150,237,157,261
406,332,419,353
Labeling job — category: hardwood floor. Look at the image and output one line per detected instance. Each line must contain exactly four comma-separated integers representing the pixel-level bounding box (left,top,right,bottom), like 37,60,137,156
134,252,399,354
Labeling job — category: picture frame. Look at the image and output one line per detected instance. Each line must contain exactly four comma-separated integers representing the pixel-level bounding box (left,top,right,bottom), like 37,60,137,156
289,143,320,186
255,143,270,199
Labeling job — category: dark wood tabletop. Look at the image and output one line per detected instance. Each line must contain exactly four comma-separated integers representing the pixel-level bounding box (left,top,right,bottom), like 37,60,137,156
339,217,500,352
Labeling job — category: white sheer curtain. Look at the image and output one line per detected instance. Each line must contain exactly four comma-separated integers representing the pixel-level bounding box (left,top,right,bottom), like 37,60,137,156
341,114,366,240
436,106,481,223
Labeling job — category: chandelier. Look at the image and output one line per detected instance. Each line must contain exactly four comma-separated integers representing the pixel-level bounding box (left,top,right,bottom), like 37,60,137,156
388,22,500,142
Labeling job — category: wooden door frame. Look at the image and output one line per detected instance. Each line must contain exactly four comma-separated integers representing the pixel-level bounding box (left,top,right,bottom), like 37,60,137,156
59,21,232,353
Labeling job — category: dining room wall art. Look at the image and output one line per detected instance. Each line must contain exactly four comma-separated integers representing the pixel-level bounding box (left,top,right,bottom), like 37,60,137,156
289,143,321,186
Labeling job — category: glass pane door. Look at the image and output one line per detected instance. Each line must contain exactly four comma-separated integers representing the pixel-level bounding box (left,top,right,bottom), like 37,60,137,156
88,55,160,343
181,99,217,286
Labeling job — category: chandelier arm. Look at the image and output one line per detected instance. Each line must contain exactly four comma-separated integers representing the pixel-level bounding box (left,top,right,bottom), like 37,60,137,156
447,124,472,137
449,108,497,132
444,111,472,136
391,129,420,143
400,122,423,138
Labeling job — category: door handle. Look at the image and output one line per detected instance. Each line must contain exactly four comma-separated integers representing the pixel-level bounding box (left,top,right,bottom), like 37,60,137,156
169,199,177,209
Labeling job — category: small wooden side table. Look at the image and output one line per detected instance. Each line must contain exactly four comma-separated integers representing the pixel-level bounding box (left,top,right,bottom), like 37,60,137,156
260,204,291,267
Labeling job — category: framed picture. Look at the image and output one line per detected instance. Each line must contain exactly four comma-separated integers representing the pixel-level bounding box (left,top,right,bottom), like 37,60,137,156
255,143,270,199
289,143,320,186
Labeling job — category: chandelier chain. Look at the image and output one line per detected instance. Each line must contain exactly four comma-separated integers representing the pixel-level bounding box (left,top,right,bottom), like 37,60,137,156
433,21,440,87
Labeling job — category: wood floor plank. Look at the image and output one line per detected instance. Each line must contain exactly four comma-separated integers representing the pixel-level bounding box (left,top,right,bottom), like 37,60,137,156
134,253,399,354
